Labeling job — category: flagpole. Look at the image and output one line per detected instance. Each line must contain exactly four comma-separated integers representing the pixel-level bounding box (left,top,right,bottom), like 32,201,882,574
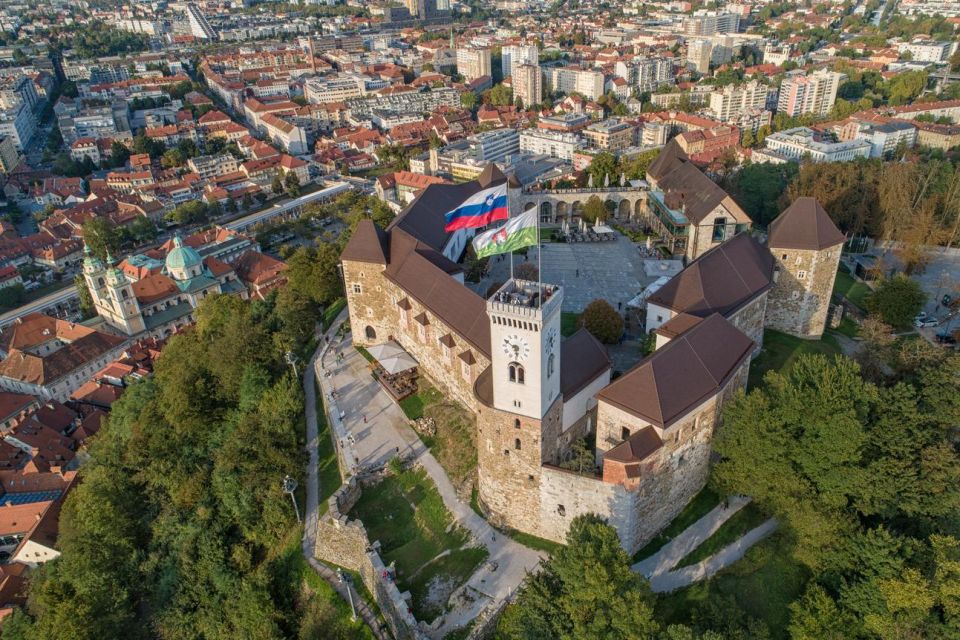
537,211,542,308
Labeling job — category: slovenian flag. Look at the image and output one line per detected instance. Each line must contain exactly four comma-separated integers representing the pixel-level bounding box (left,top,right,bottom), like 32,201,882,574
472,209,538,259
443,183,509,232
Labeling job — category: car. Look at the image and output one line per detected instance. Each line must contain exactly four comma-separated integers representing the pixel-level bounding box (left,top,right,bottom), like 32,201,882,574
915,317,939,328
935,332,957,345
915,311,928,321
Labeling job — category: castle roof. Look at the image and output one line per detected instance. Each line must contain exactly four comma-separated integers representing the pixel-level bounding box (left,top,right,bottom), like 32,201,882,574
560,328,610,399
646,139,689,183
341,219,388,264
647,232,774,319
605,425,662,465
597,313,754,429
165,236,202,273
767,197,845,251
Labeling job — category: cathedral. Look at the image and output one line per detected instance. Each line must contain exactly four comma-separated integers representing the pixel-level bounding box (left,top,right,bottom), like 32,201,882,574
83,227,287,338
341,146,844,552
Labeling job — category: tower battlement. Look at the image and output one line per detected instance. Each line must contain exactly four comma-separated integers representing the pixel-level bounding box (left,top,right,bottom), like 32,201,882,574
486,279,563,322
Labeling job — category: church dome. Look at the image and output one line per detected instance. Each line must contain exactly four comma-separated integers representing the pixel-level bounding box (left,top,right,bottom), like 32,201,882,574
165,236,202,273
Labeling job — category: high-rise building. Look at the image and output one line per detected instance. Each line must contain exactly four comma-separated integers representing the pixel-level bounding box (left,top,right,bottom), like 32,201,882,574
777,69,846,118
545,67,605,100
186,3,217,40
686,39,713,73
456,47,492,81
513,63,542,107
708,81,769,122
635,57,674,92
683,10,740,36
502,45,539,79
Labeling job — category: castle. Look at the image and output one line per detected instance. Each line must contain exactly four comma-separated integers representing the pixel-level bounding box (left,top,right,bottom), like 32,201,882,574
83,227,287,338
341,143,844,552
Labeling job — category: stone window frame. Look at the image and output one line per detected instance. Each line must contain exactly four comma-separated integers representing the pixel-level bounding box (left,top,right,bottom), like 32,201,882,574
797,270,807,280
352,283,362,294
508,362,525,384
460,359,471,381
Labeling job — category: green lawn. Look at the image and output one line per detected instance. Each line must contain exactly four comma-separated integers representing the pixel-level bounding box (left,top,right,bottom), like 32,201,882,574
675,503,769,568
506,529,564,555
398,380,443,420
833,266,871,310
831,315,860,339
655,533,809,639
748,329,842,389
561,312,581,337
418,381,477,487
350,467,487,622
632,487,721,563
322,298,346,331
355,345,375,363
315,380,342,517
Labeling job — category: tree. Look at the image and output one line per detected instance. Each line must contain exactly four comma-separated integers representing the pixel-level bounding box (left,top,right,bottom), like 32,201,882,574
110,140,130,168
167,201,209,226
0,283,25,310
271,172,284,195
582,196,607,223
620,148,661,181
74,274,96,319
82,218,122,260
725,162,799,227
485,83,513,106
242,193,254,210
866,275,925,329
514,262,539,281
587,152,618,188
578,299,623,344
497,514,659,640
284,171,301,197
225,197,238,214
131,134,164,159
161,148,186,169
461,91,478,109
741,128,755,148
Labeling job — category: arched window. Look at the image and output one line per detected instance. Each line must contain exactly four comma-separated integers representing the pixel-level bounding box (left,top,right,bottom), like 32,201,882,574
547,353,555,378
365,325,377,340
514,418,521,429
97,277,104,288
509,364,516,382
509,363,524,383
514,438,521,450
517,365,525,384
121,289,129,299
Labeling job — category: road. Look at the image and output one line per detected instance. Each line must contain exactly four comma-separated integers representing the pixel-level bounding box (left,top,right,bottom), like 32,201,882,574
0,284,77,328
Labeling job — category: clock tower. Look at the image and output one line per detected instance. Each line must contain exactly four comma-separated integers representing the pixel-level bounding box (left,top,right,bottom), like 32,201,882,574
487,278,562,420
477,277,565,536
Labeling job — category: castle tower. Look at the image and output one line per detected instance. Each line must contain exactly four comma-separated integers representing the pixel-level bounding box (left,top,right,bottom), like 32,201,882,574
765,197,845,339
87,250,146,336
476,278,565,534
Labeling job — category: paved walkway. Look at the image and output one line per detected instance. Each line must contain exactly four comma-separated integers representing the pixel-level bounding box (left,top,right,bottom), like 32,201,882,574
302,314,389,640
630,495,778,593
632,495,751,578
317,333,544,639
647,518,778,593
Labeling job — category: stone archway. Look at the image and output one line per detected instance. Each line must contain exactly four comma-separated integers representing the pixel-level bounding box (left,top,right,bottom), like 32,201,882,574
523,201,537,212
540,201,553,223
618,199,631,220
556,201,569,220
365,325,377,340
604,199,617,217
571,201,583,222
634,199,645,220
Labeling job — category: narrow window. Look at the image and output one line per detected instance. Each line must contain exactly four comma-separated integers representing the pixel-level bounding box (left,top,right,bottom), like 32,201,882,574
514,418,521,429
621,427,630,441
514,438,521,450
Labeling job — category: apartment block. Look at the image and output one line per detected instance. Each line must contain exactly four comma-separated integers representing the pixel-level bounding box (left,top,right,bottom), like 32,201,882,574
777,69,845,118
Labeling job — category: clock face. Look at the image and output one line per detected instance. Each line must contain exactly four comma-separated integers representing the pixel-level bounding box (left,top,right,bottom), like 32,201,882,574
546,327,558,353
501,334,531,361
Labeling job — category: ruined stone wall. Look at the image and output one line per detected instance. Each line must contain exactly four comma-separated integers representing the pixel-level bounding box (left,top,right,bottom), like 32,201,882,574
341,258,491,411
476,396,562,534
765,245,841,339
314,477,426,640
728,291,768,354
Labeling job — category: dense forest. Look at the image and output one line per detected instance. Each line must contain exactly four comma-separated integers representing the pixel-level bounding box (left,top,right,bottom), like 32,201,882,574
496,352,960,640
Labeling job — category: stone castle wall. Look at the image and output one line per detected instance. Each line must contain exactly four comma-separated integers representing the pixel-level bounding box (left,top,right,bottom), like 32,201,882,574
314,476,426,640
728,291,769,353
342,259,490,412
476,395,563,535
765,245,841,339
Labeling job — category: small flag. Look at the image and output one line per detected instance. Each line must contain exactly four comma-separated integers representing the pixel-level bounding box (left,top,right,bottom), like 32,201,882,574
472,209,538,259
443,183,509,232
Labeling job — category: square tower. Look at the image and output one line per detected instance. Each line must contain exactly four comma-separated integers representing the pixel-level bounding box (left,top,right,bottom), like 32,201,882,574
486,279,563,420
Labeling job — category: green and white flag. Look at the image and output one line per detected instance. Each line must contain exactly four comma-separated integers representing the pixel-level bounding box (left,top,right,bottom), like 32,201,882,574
472,209,538,259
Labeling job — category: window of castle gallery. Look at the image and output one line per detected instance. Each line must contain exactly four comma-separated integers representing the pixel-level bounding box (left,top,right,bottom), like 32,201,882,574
461,359,471,381
797,270,807,280
515,438,521,450
515,418,521,429
621,426,630,441
417,323,426,342
353,283,361,294
509,363,525,384
400,308,408,326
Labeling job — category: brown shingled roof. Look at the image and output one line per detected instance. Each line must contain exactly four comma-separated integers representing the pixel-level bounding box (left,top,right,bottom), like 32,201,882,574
341,219,388,264
767,197,845,251
560,328,610,399
605,425,662,463
597,314,753,428
647,232,774,318
646,139,689,183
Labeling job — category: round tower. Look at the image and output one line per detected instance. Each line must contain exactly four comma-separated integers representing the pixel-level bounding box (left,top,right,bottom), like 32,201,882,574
765,197,845,339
